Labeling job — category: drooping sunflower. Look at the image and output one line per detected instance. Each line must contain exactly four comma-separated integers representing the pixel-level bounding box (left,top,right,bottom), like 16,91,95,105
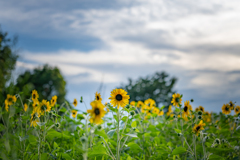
166,105,172,116
136,101,144,108
109,89,130,109
229,101,235,110
6,94,17,106
222,104,231,115
32,90,39,102
234,105,240,115
183,101,192,117
73,98,78,107
95,92,102,102
199,106,205,112
130,101,136,107
192,120,206,135
37,100,51,117
5,100,9,112
171,93,182,107
51,95,57,106
24,103,28,112
72,110,77,118
87,101,106,124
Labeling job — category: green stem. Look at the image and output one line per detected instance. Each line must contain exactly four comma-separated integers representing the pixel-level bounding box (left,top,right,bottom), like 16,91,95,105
116,108,120,160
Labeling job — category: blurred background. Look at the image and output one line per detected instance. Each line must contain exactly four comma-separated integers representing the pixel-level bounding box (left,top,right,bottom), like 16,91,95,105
1,0,240,112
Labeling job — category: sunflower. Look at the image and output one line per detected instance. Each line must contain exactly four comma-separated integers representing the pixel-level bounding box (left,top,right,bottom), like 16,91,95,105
166,105,172,116
136,101,144,108
37,100,51,117
158,110,164,116
234,105,240,115
152,107,160,115
24,103,28,112
195,107,199,112
229,101,235,110
109,89,130,109
130,101,136,107
144,98,156,108
32,100,39,109
6,94,17,106
171,93,182,107
222,104,231,115
183,101,192,117
199,106,205,112
50,95,57,106
72,110,77,118
95,92,102,102
141,105,148,113
192,120,206,135
87,101,106,124
5,100,9,112
32,90,39,102
73,98,78,107
30,111,39,127
204,111,211,122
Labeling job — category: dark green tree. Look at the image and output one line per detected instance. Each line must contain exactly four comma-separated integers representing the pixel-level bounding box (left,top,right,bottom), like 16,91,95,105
0,27,18,93
121,71,177,108
15,64,67,104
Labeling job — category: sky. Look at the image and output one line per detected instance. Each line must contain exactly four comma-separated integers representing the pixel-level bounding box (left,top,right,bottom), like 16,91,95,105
1,0,240,113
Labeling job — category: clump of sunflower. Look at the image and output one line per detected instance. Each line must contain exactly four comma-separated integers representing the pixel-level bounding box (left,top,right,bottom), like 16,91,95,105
4,94,17,112
37,99,51,117
171,93,182,107
193,120,206,135
87,101,106,124
222,104,231,115
109,88,130,109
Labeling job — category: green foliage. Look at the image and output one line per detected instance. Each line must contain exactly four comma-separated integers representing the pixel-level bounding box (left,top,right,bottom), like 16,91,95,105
121,71,177,107
15,64,67,104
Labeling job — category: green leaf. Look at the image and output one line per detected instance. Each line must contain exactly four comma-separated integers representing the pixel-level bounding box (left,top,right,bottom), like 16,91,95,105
125,134,138,138
9,106,16,118
172,147,187,155
174,128,181,134
28,135,37,145
107,129,116,137
113,115,118,122
41,153,48,160
122,116,128,122
208,154,225,160
37,122,46,126
54,142,58,149
127,142,141,153
131,121,137,128
95,130,108,139
61,153,72,160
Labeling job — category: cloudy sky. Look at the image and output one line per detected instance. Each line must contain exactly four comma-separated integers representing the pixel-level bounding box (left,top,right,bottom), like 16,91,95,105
1,0,240,112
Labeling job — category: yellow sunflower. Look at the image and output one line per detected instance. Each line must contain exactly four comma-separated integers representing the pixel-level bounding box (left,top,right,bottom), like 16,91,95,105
30,111,39,127
152,107,160,115
109,88,130,109
199,106,205,112
144,98,156,107
234,105,240,115
183,101,192,117
130,101,136,107
72,110,77,118
6,94,17,106
192,120,206,135
24,103,28,112
229,101,235,110
158,110,164,116
50,95,57,106
195,107,199,112
171,93,182,107
87,101,106,124
166,105,172,116
204,111,211,122
141,105,148,113
222,104,231,115
37,100,51,117
32,90,39,102
73,98,78,107
32,100,39,109
5,100,9,112
95,92,102,102
136,101,144,108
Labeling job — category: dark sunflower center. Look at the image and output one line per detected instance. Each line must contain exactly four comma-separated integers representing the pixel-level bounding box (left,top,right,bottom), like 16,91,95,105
94,108,100,115
236,108,239,111
73,112,76,115
97,96,99,100
230,103,233,107
8,98,13,102
33,94,36,99
196,126,201,131
148,110,152,113
175,98,179,103
225,107,229,111
184,106,188,112
200,108,203,111
116,94,122,101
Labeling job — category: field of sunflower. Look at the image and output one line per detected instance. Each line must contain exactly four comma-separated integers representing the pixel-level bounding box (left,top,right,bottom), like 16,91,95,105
1,89,240,160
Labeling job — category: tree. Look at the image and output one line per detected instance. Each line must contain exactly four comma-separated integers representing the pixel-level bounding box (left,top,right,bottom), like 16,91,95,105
121,71,177,108
0,27,18,93
15,64,67,104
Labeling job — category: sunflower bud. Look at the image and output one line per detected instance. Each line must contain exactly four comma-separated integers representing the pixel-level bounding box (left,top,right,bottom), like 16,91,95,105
130,111,135,116
55,122,60,128
190,99,194,102
214,138,220,144
221,139,226,143
80,96,83,103
97,125,103,131
177,133,182,137
198,115,202,120
197,111,203,115
80,137,87,143
125,104,131,109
